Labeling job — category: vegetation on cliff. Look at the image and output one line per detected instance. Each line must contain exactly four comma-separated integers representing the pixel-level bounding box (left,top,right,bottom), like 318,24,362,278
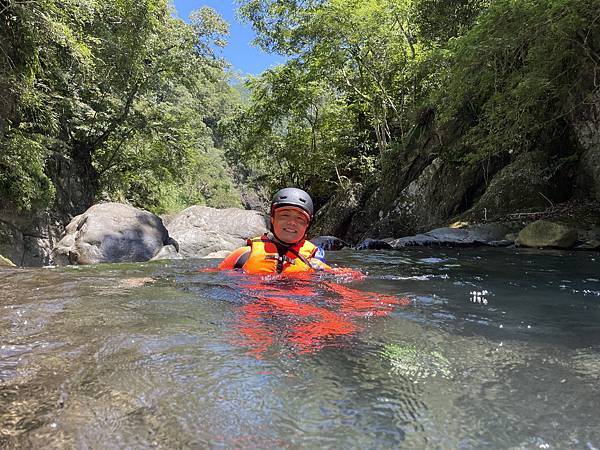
0,0,241,214
229,0,599,208
2,0,599,223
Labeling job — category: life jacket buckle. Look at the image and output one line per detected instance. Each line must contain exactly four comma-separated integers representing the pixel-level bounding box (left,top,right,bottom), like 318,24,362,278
265,254,295,265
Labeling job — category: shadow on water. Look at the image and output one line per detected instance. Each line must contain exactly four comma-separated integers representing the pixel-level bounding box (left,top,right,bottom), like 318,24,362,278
1,247,600,448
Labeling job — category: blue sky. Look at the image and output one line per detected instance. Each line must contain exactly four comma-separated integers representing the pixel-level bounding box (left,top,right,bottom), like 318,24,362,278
172,0,285,76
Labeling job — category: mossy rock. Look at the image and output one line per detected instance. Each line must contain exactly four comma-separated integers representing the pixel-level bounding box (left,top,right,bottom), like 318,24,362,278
467,151,569,221
381,343,452,381
516,220,578,248
311,182,367,239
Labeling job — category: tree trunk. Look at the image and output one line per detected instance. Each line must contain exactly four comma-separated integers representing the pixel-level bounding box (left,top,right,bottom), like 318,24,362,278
50,143,99,219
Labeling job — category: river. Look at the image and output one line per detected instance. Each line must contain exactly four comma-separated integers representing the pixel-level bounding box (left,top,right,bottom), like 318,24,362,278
1,248,599,448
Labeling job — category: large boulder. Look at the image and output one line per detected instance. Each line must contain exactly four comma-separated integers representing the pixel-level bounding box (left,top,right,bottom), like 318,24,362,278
516,220,578,249
311,183,366,239
372,156,490,239
52,203,175,265
573,91,600,200
0,219,23,265
467,151,569,220
164,206,268,258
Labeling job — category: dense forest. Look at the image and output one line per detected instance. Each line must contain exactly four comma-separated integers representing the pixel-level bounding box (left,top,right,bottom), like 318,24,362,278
230,0,600,208
1,0,599,223
1,0,242,216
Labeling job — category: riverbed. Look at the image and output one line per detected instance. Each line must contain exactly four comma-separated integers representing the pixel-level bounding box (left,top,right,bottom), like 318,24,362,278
1,248,599,448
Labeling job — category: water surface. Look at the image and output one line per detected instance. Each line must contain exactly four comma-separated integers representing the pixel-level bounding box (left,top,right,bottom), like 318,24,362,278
1,248,599,448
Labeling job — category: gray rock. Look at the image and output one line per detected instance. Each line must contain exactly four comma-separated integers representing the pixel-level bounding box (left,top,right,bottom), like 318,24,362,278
0,254,15,267
355,239,392,250
311,183,365,238
390,223,513,248
487,240,514,247
390,233,439,247
53,203,174,265
379,157,491,238
150,244,182,261
516,220,578,249
469,151,569,220
0,203,63,267
165,206,268,258
576,227,600,242
573,91,600,201
0,219,24,265
202,250,233,259
309,235,349,251
574,240,600,250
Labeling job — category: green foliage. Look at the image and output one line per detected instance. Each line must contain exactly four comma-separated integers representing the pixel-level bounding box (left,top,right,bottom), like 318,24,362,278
438,0,600,163
4,0,598,217
224,61,374,201
0,132,55,210
236,0,599,205
413,0,489,46
1,0,242,214
232,0,434,198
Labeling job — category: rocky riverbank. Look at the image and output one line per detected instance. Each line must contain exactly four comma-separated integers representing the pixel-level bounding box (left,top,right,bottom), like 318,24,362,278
3,198,599,268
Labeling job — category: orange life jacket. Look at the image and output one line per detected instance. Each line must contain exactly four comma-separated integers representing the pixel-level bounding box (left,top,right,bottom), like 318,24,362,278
241,234,330,274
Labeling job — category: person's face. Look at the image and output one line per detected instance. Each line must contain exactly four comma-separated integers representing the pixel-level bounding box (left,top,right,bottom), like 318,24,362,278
271,207,310,244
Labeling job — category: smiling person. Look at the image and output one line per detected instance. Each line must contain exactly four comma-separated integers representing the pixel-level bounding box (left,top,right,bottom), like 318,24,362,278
218,188,331,274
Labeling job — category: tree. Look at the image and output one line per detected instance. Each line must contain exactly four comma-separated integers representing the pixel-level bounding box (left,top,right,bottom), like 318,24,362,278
1,0,242,213
225,61,372,200
438,0,600,164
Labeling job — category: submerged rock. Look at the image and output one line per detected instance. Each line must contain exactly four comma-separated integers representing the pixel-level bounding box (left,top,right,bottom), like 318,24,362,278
381,343,452,381
309,235,349,251
516,220,578,249
52,203,175,265
164,206,268,258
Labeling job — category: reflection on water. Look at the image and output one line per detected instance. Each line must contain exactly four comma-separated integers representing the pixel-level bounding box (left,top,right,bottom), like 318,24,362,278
1,248,600,448
231,272,409,357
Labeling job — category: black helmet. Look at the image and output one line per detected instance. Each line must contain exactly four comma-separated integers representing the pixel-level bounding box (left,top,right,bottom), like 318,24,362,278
270,187,314,218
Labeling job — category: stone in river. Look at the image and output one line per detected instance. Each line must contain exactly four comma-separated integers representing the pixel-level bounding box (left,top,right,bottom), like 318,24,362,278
516,220,578,249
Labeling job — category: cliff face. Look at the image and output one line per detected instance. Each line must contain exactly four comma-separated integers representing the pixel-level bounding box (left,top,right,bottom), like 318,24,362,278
0,206,62,266
574,92,600,202
314,94,600,243
0,154,94,266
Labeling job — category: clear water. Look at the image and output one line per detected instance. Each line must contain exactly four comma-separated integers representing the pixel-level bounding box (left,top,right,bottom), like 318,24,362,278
1,248,600,449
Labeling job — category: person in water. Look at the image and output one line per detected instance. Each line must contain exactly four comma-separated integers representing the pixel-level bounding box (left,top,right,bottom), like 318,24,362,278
218,187,331,274
217,187,410,357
